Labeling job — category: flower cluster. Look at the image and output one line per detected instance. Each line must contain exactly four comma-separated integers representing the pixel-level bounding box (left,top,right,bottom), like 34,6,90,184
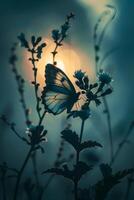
74,69,113,107
26,125,47,151
74,70,88,90
70,69,113,120
52,12,75,44
98,69,112,85
51,13,75,63
18,33,46,59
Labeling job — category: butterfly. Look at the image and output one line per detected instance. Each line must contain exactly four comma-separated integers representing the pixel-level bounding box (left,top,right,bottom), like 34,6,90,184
42,64,80,115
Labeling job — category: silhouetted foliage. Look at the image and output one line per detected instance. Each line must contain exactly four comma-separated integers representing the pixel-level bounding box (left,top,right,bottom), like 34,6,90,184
0,7,133,200
43,161,92,183
94,165,134,200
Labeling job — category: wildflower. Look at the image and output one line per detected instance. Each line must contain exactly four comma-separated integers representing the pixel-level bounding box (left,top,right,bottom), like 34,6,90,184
17,33,29,49
86,90,101,106
74,70,85,81
61,22,70,37
74,70,89,90
36,43,46,59
67,103,91,120
18,34,46,59
52,30,61,42
98,69,112,85
26,125,47,147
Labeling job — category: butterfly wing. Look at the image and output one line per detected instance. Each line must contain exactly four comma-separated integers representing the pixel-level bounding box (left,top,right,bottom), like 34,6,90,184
45,64,76,93
42,64,79,115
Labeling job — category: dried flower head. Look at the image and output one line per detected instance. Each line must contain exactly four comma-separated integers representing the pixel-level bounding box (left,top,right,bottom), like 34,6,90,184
98,69,112,85
26,125,47,147
74,70,85,81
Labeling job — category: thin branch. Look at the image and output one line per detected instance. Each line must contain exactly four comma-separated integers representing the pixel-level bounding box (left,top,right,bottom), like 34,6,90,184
124,173,134,200
103,97,114,164
98,5,117,48
74,120,85,200
0,115,28,143
9,43,31,127
93,6,116,164
99,47,119,69
13,147,33,200
31,50,42,120
52,13,75,64
111,121,134,165
1,178,7,200
93,5,116,73
31,152,40,188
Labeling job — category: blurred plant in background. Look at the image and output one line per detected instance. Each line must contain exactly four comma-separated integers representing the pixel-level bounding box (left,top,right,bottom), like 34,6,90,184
0,7,134,200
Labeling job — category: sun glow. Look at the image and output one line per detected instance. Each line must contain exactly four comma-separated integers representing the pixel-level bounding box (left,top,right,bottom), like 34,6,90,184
23,38,94,87
78,0,108,14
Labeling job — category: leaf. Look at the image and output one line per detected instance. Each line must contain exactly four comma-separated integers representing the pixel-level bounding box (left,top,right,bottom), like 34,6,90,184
43,165,73,181
31,36,36,46
43,161,92,183
42,164,74,181
17,33,29,49
100,164,112,178
79,140,102,152
35,37,42,46
61,129,79,150
74,161,93,182
37,43,46,59
94,168,134,200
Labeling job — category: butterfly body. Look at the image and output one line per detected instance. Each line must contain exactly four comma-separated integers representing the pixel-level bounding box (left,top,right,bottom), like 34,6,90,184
42,64,80,115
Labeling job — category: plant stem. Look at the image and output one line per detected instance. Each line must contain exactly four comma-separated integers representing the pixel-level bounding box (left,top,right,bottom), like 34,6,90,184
110,122,134,166
39,111,47,126
124,173,134,200
52,13,74,64
103,96,114,164
0,116,26,142
31,51,42,120
43,174,55,191
31,152,40,187
79,120,85,144
13,147,33,200
52,37,65,64
1,178,7,200
74,120,85,200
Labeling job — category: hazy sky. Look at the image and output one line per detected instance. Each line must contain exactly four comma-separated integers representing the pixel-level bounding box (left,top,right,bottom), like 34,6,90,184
0,0,134,160
0,1,134,199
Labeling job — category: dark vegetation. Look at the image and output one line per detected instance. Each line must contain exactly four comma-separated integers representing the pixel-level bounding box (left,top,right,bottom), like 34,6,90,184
0,6,134,200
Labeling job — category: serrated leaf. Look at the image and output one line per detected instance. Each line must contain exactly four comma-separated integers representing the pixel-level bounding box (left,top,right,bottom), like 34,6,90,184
100,164,112,178
79,140,102,152
94,168,134,200
43,161,92,183
61,129,79,150
74,161,93,182
43,166,73,181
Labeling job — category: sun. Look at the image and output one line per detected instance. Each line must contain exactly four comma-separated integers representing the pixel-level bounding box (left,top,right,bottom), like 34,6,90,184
56,60,65,71
23,38,95,87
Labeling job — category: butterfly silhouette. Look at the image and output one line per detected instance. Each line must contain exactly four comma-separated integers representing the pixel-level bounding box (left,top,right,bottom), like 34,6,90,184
42,64,80,115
